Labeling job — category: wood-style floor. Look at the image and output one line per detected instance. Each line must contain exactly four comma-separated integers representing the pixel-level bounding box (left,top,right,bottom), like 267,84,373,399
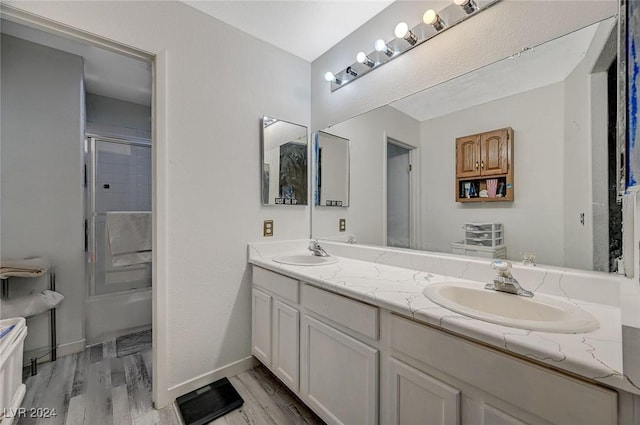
212,367,324,425
17,336,324,425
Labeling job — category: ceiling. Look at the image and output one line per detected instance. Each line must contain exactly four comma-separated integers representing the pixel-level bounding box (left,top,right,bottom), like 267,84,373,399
391,20,603,122
2,1,394,106
1,19,152,106
182,0,395,62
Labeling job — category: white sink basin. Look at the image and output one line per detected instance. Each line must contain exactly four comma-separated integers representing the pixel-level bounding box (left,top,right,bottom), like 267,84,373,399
273,254,339,266
423,282,599,333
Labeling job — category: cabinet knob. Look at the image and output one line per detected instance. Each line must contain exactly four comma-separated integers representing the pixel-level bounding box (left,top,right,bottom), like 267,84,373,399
475,161,479,169
481,161,485,169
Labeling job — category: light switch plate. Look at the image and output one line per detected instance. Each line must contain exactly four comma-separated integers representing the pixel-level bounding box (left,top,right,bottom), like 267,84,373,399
263,220,274,237
339,218,346,232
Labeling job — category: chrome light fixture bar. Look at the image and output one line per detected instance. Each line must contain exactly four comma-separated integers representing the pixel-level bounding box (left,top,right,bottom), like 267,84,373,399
325,0,501,92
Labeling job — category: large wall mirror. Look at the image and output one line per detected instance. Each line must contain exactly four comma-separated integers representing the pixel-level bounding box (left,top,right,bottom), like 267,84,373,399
261,116,308,206
312,16,619,272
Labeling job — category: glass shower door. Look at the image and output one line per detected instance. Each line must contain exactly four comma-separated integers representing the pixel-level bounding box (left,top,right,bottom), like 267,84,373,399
87,136,152,295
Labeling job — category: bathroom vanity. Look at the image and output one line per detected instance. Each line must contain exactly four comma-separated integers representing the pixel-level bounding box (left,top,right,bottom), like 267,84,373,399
248,241,637,425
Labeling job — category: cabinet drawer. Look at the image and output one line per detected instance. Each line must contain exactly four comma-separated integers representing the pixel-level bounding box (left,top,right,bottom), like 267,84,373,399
252,266,299,303
389,314,617,425
301,284,378,340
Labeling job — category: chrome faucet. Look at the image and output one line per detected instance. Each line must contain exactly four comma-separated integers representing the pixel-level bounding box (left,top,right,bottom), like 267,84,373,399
485,260,533,298
309,240,329,257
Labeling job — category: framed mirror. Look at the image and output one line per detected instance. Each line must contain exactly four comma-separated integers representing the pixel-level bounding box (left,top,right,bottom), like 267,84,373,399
313,131,350,207
261,116,308,206
312,16,620,272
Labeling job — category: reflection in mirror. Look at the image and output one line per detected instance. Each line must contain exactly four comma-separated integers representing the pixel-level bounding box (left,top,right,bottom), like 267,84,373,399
312,17,620,272
261,116,308,206
313,131,350,207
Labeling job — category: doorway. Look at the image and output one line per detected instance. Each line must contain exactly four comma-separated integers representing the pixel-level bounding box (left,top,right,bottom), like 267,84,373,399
386,140,415,249
1,13,154,355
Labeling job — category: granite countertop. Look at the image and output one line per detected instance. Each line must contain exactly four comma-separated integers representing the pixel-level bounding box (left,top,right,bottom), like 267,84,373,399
248,245,640,395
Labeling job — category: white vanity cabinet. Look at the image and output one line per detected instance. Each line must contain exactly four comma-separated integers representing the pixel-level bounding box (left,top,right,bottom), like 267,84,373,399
300,284,380,425
301,315,378,425
386,314,617,425
251,287,272,365
387,357,461,425
251,265,620,425
251,267,300,391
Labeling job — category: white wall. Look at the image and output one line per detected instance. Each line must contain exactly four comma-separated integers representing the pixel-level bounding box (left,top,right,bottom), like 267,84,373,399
420,83,565,267
86,93,152,139
563,19,616,271
313,106,420,244
4,0,310,406
1,35,85,355
311,0,617,131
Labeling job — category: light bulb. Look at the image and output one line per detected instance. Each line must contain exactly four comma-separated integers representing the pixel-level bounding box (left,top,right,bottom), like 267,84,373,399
356,52,375,68
423,9,438,25
394,22,409,39
324,71,342,84
423,9,445,31
454,0,476,14
394,21,417,45
374,39,394,57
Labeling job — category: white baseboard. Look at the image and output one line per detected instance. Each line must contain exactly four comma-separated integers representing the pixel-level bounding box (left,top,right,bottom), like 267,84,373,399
166,356,258,402
23,338,86,363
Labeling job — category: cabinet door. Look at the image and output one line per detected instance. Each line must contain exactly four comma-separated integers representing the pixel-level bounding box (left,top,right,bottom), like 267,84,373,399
481,404,528,425
301,315,378,425
251,288,272,365
272,300,299,392
480,129,509,176
387,358,460,425
456,136,480,178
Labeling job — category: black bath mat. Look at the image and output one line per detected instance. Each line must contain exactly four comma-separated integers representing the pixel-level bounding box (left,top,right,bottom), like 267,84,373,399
176,377,244,425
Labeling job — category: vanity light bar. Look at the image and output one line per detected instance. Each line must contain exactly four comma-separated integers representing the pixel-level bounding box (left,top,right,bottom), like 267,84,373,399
324,0,501,92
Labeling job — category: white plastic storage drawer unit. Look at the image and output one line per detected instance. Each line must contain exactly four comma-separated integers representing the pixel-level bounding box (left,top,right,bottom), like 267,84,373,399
0,317,27,425
464,222,503,247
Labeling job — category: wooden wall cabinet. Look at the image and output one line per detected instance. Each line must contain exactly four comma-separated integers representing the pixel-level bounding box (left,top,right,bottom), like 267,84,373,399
455,127,513,202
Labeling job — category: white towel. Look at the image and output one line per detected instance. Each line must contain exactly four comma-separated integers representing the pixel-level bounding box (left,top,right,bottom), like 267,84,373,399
106,212,152,266
0,290,64,319
0,257,48,279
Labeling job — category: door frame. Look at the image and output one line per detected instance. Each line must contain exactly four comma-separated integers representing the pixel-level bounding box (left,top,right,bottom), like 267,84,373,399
382,133,421,249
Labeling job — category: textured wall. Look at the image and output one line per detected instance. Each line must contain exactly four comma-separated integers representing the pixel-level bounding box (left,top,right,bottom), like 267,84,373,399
86,93,152,139
1,35,85,355
5,0,311,406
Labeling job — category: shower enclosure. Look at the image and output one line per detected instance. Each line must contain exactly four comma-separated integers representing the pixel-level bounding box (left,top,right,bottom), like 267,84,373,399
85,134,152,343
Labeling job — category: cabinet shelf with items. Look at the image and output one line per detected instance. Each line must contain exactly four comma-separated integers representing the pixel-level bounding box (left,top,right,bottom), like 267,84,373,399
455,127,513,202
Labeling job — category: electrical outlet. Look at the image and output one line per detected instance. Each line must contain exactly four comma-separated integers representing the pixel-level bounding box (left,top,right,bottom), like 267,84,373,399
263,220,274,237
339,218,346,232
